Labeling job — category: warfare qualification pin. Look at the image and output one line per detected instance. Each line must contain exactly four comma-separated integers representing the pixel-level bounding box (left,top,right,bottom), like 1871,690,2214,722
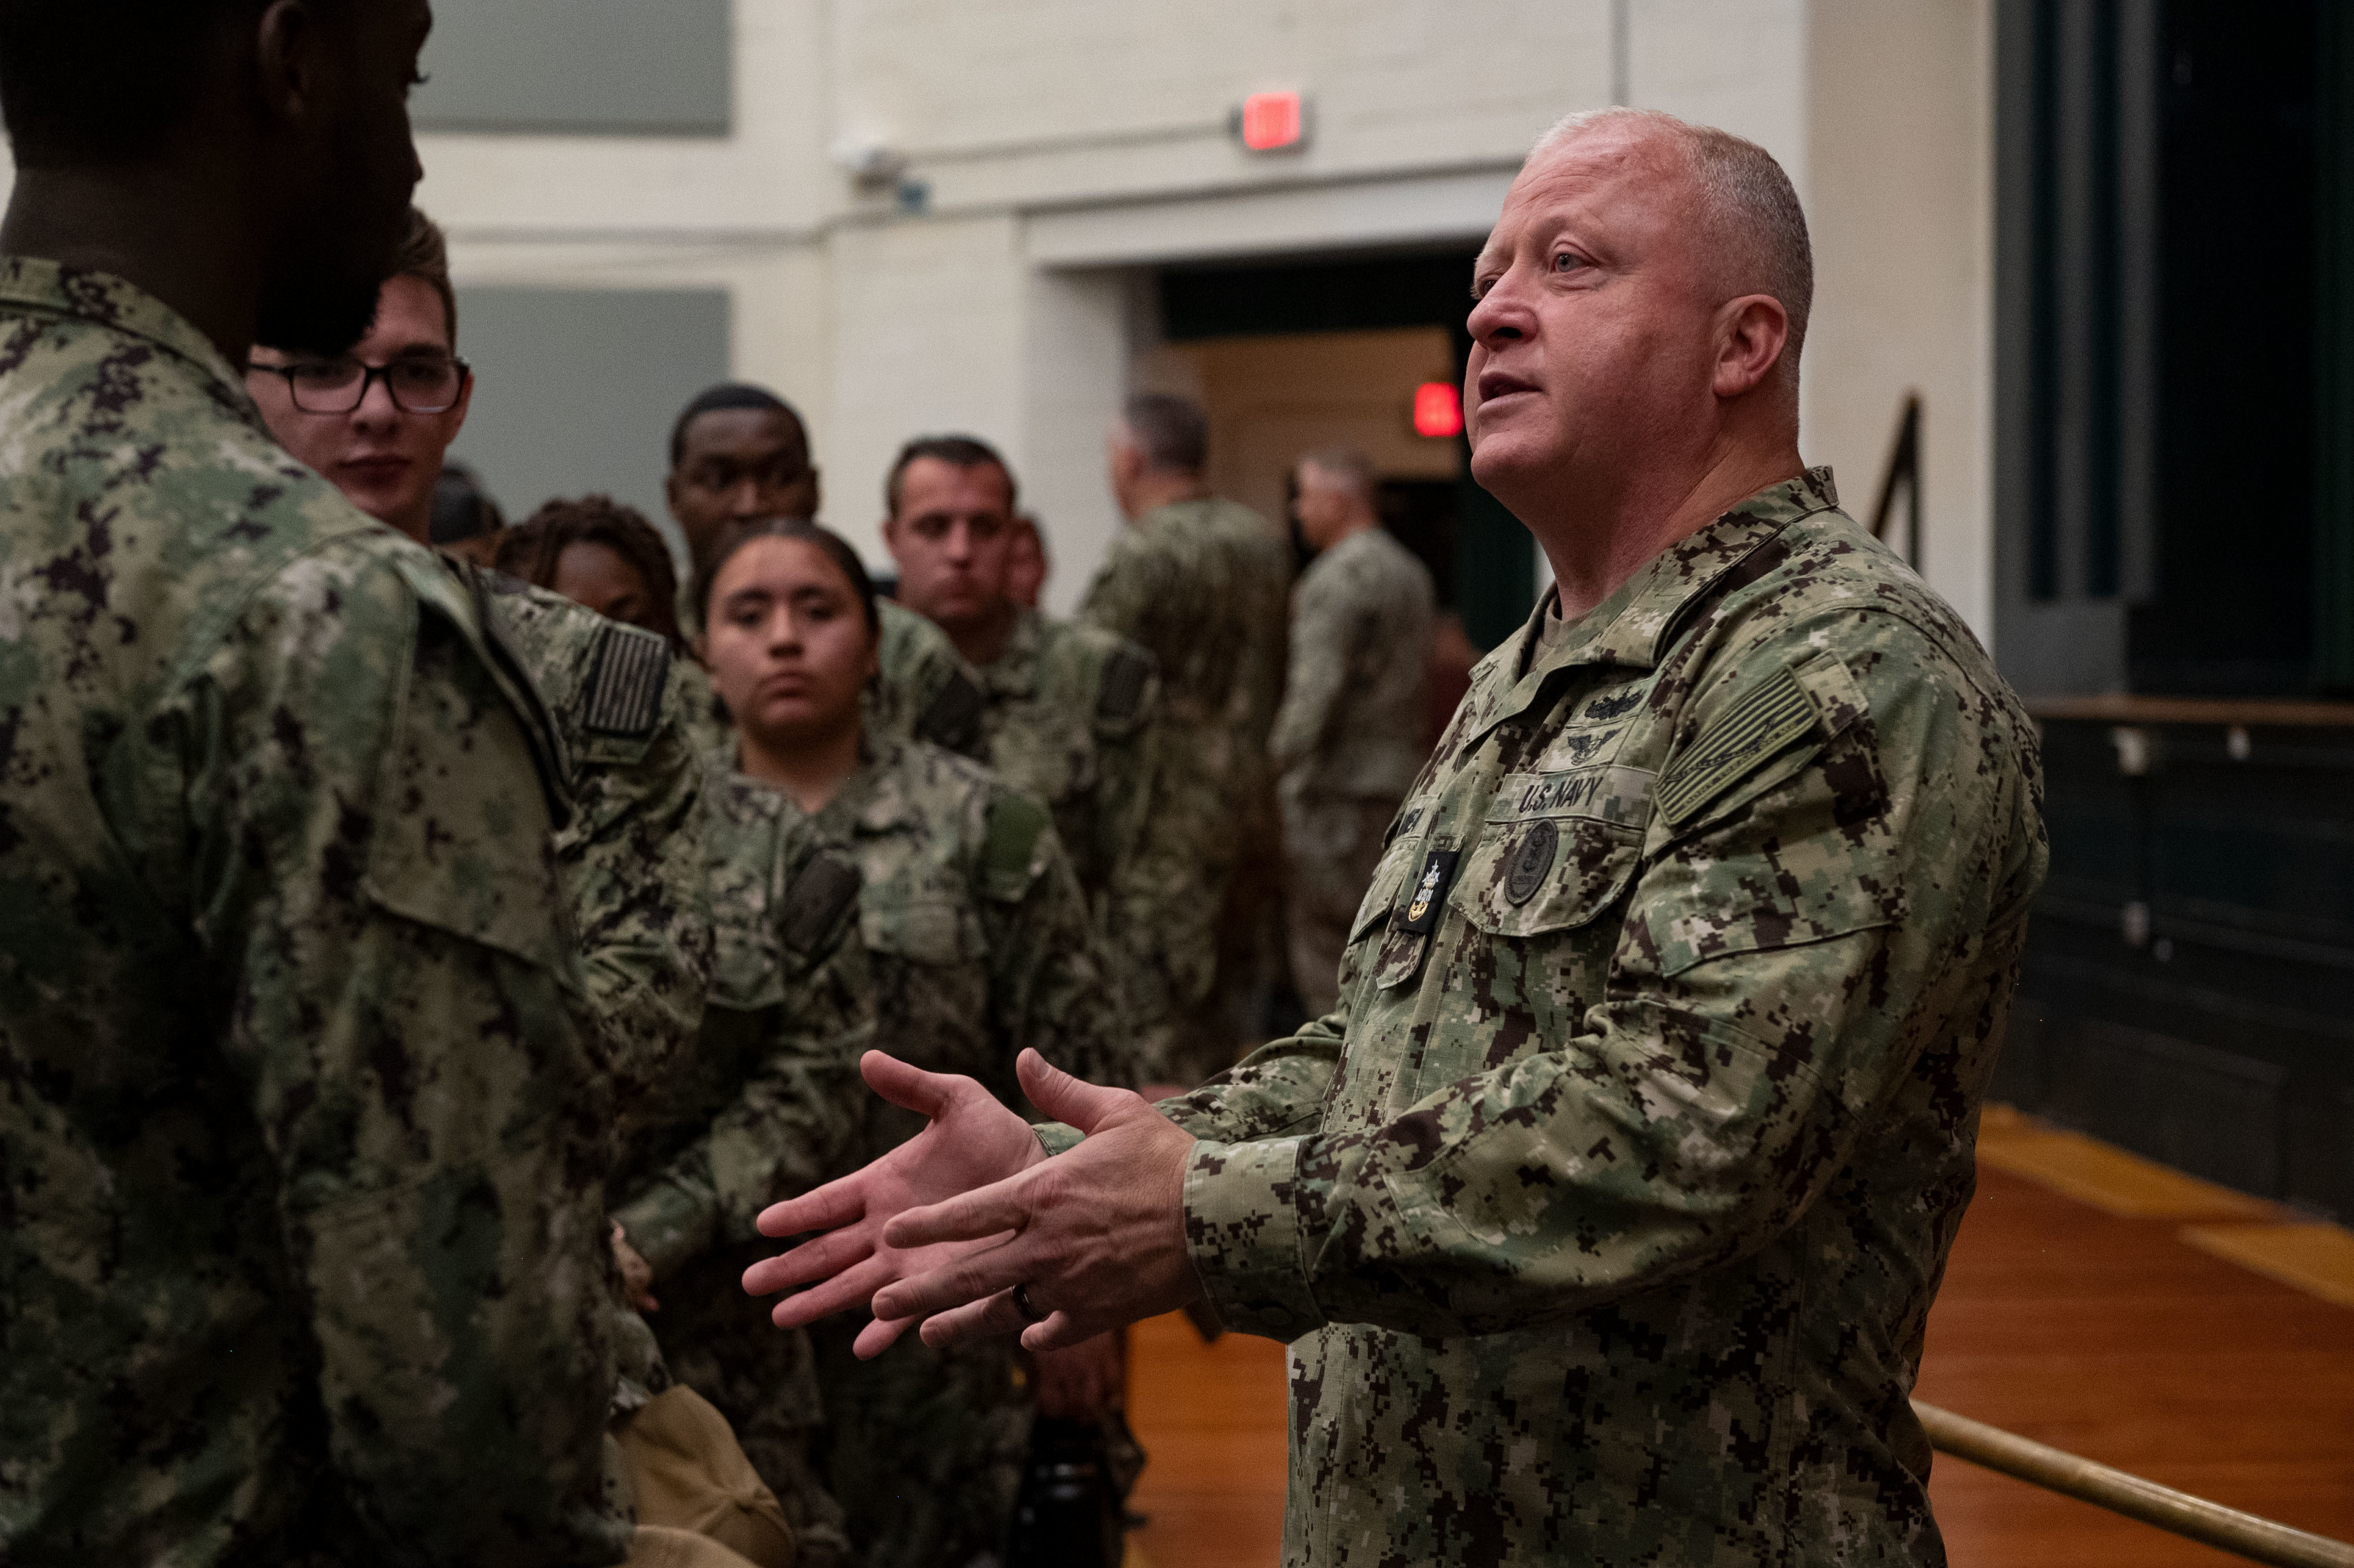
1505,818,1558,906
1400,848,1460,935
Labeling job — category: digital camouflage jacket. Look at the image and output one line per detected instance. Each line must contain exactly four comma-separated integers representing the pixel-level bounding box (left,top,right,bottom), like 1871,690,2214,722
876,606,1171,1082
479,573,714,1129
618,734,1132,1568
1269,524,1437,802
1078,472,2048,1565
0,261,625,1565
1079,498,1291,1072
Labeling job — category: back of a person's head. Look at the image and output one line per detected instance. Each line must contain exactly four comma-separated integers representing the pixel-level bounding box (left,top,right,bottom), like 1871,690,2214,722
668,383,804,469
0,0,276,169
1121,393,1209,476
431,463,503,546
1300,445,1377,504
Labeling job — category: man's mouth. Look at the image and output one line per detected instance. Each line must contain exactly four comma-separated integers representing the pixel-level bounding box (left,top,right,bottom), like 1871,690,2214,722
1476,371,1539,405
339,455,411,482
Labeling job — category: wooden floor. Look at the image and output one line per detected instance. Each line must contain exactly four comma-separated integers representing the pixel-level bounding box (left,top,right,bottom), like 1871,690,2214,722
1123,1119,2354,1567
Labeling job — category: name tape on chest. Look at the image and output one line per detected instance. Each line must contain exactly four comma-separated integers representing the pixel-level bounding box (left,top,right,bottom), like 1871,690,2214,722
584,625,670,738
1486,763,1655,828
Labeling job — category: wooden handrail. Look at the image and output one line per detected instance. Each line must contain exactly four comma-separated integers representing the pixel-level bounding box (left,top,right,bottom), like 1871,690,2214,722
1915,1401,2354,1568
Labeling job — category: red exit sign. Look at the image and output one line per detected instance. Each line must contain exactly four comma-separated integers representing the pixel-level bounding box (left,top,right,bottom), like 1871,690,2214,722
1235,91,1307,153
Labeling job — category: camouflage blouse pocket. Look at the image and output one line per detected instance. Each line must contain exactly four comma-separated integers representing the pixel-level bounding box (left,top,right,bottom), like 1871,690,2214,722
858,892,984,965
363,619,571,975
1451,765,1653,938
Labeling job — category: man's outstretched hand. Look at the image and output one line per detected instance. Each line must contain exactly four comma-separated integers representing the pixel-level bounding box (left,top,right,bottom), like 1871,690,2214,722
742,1050,1047,1357
873,1050,1202,1354
742,1048,1205,1359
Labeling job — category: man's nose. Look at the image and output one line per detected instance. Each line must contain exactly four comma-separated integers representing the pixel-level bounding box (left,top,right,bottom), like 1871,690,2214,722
945,521,975,561
1466,269,1532,347
728,478,769,518
352,372,402,428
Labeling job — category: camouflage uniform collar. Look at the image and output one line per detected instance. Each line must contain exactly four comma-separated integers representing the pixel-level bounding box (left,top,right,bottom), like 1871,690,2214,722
1466,467,1841,749
0,256,254,410
974,609,1044,699
815,730,909,839
1134,495,1215,529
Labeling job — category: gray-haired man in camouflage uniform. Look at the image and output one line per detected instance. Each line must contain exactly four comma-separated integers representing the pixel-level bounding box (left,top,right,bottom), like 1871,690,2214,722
750,107,2048,1568
0,2,629,1562
1271,445,1436,1020
1079,393,1291,1087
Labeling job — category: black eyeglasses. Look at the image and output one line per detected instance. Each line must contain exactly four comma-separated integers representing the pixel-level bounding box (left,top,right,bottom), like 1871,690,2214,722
247,356,472,414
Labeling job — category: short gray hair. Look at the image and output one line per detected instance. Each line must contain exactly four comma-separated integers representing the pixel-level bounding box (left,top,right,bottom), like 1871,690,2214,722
1298,444,1376,503
1532,107,1812,389
1120,392,1209,474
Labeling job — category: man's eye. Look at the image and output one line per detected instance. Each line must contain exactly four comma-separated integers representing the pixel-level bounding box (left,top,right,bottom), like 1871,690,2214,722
1553,252,1586,273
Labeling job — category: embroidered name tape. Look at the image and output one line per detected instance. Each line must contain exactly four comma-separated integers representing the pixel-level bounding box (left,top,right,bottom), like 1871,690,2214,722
1487,764,1655,828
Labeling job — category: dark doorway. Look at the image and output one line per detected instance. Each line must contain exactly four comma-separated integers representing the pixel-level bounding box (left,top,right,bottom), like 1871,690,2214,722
1158,249,1534,651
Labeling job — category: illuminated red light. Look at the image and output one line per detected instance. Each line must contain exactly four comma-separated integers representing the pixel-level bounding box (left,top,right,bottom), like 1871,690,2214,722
1413,381,1464,438
1238,92,1304,152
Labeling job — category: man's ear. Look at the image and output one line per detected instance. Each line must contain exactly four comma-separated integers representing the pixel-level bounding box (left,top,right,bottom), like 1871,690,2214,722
1712,294,1789,400
252,0,338,137
807,466,823,520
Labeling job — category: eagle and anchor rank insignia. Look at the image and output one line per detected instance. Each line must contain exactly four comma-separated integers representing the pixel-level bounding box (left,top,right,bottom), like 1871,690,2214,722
1401,849,1460,934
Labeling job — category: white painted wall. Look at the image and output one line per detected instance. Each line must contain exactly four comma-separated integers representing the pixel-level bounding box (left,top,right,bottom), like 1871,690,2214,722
0,0,1999,636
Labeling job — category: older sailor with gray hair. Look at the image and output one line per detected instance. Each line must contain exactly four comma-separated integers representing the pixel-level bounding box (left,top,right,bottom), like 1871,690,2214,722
744,106,2048,1567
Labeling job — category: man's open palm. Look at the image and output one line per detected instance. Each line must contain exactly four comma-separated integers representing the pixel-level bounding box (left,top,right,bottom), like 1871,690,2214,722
742,1051,1044,1357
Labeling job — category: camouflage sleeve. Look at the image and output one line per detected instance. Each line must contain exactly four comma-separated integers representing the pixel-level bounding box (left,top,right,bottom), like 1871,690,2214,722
1075,530,1166,652
871,598,986,756
1183,610,2042,1341
613,844,871,1281
1266,560,1350,778
1089,663,1188,1050
188,545,626,1565
1101,732,1224,1047
566,672,716,1126
974,789,1149,1089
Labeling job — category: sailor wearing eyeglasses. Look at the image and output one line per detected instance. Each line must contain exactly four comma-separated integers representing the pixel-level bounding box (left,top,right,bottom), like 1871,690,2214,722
247,210,813,1562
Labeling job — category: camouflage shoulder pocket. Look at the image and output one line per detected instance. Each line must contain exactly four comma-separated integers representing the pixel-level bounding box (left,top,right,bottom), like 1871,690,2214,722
363,602,571,973
1653,650,1867,837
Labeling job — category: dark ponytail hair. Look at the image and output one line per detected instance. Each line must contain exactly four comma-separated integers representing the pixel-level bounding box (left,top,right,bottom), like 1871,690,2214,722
695,518,880,637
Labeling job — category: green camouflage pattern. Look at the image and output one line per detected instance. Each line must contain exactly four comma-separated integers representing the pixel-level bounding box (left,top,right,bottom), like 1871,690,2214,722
1272,526,1437,1017
619,734,1127,1567
612,768,868,1567
479,572,715,1138
1268,525,1436,800
1079,497,1291,1085
0,260,626,1564
1154,471,2048,1565
878,607,1172,1083
677,595,983,766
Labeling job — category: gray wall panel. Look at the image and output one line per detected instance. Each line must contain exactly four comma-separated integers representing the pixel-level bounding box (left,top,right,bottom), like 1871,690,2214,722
449,287,730,561
414,0,731,135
